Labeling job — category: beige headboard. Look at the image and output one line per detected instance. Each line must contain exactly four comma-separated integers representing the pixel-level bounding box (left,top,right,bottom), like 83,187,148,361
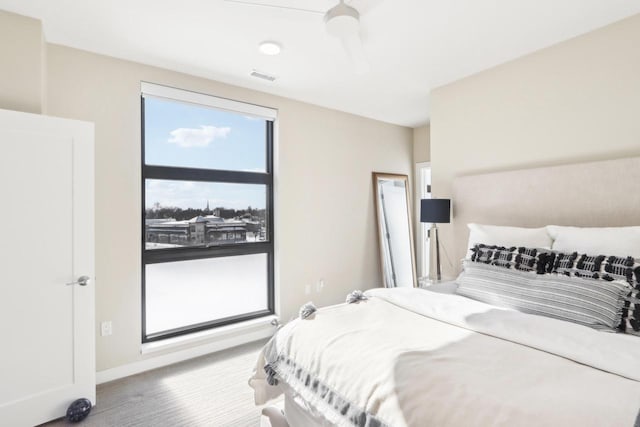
451,156,640,272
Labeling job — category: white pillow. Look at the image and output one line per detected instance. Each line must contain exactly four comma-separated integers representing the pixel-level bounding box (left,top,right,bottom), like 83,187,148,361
547,225,640,258
466,223,552,258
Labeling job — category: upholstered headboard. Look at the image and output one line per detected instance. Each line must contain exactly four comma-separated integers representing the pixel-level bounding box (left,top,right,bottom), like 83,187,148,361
451,156,640,271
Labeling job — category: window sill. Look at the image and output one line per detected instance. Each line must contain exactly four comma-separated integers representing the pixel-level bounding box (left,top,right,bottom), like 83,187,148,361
140,314,278,355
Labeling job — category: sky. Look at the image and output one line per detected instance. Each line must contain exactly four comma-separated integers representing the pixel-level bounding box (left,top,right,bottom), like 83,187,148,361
145,179,266,211
144,96,267,210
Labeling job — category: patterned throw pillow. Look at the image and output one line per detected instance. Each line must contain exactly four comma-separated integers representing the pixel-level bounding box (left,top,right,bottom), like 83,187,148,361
514,247,556,274
552,252,579,276
575,254,607,279
489,246,516,269
467,244,640,334
457,261,629,330
550,251,640,334
602,256,638,283
602,256,640,334
551,252,639,283
470,244,512,264
513,247,538,271
469,244,550,274
622,298,640,333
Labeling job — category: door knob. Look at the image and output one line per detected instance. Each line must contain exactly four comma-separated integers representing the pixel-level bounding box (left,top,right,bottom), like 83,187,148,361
66,275,91,286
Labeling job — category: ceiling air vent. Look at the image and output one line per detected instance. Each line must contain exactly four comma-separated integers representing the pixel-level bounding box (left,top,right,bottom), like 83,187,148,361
250,69,277,82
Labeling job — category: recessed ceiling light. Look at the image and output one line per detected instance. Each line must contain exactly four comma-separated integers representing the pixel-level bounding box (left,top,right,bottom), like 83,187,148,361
259,41,282,56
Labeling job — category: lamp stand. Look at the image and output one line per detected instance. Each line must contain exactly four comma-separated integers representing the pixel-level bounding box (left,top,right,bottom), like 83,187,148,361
428,223,441,281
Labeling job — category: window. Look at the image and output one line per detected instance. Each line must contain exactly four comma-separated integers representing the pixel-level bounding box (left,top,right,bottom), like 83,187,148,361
141,82,276,342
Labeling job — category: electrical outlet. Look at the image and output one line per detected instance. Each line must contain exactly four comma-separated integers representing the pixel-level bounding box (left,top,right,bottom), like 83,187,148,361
305,284,311,295
101,321,112,337
316,279,325,293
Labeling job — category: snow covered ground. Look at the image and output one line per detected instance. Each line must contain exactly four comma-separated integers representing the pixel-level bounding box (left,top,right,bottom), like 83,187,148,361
145,253,268,334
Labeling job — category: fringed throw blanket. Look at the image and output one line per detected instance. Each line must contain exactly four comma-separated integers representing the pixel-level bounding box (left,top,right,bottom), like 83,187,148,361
250,288,640,426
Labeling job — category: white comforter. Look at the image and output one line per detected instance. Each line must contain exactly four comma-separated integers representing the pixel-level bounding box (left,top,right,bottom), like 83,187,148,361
250,288,640,427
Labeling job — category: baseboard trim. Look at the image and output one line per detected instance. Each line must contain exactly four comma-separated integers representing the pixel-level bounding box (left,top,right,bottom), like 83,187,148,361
96,322,275,385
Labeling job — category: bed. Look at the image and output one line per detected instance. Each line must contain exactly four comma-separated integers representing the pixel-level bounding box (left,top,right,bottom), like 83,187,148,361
249,157,640,427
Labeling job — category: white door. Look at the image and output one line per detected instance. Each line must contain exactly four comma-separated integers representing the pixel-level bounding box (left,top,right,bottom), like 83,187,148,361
0,109,95,427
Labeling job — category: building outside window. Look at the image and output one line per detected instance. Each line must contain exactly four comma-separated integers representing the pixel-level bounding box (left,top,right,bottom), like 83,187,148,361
141,82,276,342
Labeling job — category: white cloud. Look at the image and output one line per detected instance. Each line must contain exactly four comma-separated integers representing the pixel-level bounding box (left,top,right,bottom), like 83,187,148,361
168,125,231,148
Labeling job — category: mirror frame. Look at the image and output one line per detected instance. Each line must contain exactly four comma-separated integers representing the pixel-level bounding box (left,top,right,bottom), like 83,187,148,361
372,172,418,288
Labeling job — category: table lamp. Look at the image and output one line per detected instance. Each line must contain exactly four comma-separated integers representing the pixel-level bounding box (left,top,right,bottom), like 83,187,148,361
420,198,451,281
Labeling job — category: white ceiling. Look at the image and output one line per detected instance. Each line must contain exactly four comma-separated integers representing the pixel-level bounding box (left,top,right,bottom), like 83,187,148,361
1,0,640,127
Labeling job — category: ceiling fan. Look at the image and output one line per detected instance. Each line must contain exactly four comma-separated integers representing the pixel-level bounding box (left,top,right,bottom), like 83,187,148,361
224,0,372,74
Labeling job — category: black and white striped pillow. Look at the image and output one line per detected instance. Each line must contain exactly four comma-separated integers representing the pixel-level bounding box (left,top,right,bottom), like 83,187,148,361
549,251,640,334
457,261,630,330
600,256,640,334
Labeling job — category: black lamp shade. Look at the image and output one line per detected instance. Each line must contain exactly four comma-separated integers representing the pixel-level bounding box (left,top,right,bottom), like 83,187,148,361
420,199,451,223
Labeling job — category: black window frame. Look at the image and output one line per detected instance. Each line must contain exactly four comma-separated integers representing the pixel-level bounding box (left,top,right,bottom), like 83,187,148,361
140,90,275,343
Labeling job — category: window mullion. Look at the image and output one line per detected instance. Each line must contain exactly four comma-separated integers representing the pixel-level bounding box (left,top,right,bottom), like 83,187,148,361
143,242,273,264
144,165,271,185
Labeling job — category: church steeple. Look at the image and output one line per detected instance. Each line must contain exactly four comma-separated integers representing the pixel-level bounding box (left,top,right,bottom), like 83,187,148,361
206,200,210,213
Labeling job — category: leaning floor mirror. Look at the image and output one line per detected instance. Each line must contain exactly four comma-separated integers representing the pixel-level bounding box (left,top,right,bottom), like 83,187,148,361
372,172,417,288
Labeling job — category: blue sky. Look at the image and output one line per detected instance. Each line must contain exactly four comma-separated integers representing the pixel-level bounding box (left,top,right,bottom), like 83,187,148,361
144,97,267,210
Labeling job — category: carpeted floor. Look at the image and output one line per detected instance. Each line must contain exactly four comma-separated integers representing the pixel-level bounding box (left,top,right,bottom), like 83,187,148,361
41,339,276,427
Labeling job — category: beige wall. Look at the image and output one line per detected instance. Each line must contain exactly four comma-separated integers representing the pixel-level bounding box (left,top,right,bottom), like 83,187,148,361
413,124,430,164
430,13,640,277
43,44,412,371
0,11,44,114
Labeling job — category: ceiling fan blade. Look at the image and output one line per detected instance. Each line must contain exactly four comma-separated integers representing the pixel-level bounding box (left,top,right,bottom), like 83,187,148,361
345,0,384,16
223,0,324,14
340,33,370,74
